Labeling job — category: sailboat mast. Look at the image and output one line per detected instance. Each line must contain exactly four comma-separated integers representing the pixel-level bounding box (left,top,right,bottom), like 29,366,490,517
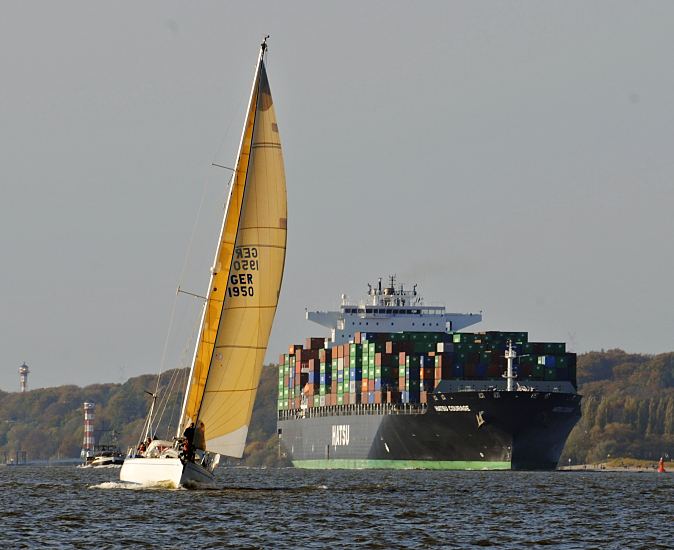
176,40,268,438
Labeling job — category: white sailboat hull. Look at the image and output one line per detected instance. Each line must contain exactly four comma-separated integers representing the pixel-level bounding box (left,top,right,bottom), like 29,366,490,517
120,458,215,488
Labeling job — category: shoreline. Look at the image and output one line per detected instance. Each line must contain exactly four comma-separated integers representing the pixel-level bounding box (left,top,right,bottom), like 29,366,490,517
559,463,667,472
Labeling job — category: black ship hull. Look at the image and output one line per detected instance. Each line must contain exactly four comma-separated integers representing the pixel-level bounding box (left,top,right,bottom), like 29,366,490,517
278,391,581,470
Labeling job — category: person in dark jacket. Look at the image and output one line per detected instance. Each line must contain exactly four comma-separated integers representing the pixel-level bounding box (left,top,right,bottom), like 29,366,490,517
194,421,206,452
182,422,196,461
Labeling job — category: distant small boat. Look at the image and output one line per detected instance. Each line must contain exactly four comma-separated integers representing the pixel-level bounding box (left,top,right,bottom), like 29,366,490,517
83,445,125,467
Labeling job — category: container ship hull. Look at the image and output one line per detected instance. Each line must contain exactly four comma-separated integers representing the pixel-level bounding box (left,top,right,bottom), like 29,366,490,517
279,391,581,470
278,278,581,471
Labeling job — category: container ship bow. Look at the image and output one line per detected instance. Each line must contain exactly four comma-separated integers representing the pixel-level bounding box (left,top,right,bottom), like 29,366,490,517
277,278,581,470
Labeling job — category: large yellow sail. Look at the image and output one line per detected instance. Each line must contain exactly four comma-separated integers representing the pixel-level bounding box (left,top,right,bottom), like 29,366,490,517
179,44,287,457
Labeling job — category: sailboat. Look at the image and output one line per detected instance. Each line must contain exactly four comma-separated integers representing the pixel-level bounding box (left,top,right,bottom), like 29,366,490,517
120,38,287,487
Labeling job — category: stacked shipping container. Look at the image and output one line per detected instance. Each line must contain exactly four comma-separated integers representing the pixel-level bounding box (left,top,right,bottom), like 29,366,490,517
277,331,576,411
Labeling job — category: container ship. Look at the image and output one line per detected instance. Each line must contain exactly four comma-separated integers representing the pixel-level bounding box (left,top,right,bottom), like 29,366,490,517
277,277,581,470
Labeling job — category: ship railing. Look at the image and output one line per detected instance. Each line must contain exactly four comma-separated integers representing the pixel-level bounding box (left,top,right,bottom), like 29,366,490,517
277,402,427,421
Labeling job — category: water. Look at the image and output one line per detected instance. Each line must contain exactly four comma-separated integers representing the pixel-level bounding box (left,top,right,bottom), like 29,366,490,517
1,465,672,549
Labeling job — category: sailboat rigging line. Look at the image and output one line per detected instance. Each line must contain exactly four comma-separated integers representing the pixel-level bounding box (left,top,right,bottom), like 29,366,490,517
158,366,189,438
153,367,182,439
177,287,208,301
136,390,158,450
154,310,202,438
150,292,178,407
192,46,267,428
211,163,235,171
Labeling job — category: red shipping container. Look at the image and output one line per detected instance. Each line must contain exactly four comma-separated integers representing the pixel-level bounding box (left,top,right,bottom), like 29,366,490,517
289,344,303,356
519,365,533,378
486,364,502,378
305,337,325,350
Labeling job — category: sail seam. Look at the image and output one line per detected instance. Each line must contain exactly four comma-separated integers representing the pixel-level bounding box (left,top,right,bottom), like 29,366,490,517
204,387,258,393
230,243,286,249
214,344,268,350
239,226,288,230
222,304,276,311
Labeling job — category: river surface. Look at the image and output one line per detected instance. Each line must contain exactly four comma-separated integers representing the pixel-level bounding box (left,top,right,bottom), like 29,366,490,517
0,465,672,548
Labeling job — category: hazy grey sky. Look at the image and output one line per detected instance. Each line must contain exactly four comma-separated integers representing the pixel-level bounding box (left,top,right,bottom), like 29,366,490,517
2,2,673,391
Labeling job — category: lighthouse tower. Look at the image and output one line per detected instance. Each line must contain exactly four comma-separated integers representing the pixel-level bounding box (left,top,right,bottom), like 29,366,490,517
18,363,29,393
82,402,95,460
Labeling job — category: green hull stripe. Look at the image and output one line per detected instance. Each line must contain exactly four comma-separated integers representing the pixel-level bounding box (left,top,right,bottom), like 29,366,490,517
292,459,511,470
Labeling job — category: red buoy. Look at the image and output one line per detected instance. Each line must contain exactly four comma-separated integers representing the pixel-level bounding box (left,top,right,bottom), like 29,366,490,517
658,457,666,473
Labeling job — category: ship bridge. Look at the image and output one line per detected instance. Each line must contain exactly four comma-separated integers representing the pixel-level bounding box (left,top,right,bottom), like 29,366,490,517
306,277,482,345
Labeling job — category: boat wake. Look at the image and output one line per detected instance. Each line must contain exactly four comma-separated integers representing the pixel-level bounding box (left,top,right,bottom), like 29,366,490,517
89,480,183,491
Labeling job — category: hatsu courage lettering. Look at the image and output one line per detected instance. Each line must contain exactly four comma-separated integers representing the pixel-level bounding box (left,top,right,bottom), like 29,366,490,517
331,425,350,446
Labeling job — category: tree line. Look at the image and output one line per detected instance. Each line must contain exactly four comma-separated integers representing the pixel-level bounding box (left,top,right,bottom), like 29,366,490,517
561,350,674,464
1,349,672,465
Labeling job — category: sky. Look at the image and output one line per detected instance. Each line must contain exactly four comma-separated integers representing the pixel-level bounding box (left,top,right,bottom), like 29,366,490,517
1,1,673,392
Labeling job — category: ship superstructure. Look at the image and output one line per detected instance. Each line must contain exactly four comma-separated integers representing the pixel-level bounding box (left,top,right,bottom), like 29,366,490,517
307,276,482,345
277,278,581,470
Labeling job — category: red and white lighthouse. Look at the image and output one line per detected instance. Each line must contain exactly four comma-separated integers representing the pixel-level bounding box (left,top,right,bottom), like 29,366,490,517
82,402,95,459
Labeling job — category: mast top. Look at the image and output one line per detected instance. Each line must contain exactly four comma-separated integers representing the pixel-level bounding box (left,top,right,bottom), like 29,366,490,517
261,35,270,53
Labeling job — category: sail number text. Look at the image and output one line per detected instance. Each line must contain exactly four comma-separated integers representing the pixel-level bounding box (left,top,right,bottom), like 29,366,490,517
227,247,258,298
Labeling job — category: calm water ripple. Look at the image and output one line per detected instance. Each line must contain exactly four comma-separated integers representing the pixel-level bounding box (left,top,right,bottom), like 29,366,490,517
0,465,672,549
